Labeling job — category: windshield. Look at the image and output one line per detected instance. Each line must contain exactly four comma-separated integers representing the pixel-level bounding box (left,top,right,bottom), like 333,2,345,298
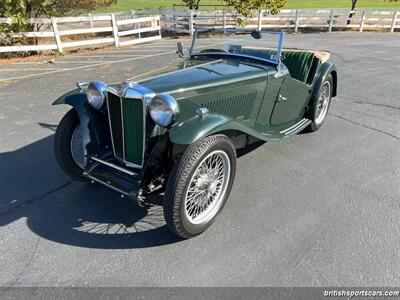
190,28,284,65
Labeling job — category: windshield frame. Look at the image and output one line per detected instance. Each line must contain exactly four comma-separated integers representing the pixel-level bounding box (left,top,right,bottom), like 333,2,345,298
189,28,284,65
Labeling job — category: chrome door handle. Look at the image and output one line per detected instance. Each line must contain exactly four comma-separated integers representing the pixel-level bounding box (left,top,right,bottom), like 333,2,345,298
278,94,288,102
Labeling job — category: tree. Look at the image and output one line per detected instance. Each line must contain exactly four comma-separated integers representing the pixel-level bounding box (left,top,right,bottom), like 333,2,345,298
54,0,118,16
347,0,358,25
222,0,287,17
0,0,116,46
347,0,399,25
182,0,201,10
0,0,117,20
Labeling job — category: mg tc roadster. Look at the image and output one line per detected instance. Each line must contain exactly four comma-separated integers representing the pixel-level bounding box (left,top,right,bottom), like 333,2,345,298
53,29,337,238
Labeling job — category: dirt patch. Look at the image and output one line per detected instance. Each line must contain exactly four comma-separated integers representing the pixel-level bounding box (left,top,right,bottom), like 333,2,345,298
0,44,145,65
0,54,56,65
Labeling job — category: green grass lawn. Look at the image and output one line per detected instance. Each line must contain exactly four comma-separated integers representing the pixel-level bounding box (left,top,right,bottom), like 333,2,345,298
97,0,400,12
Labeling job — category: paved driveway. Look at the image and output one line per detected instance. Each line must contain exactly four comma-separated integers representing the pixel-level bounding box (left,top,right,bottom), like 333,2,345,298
0,33,399,286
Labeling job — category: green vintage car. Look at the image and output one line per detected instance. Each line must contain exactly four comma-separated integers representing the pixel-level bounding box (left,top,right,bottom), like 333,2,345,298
53,29,337,238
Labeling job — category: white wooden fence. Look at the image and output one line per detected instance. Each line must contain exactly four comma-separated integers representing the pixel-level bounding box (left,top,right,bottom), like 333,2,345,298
0,8,398,53
0,15,161,53
136,9,399,35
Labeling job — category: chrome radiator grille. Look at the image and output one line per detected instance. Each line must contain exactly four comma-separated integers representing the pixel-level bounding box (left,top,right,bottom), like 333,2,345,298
106,91,145,168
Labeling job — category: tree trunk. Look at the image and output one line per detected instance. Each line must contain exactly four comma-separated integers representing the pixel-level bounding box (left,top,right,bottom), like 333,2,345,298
24,0,39,48
347,0,358,25
184,0,200,10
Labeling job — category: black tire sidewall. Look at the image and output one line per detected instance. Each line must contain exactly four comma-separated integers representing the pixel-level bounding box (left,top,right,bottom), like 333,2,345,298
54,109,86,181
180,140,236,235
164,135,236,238
308,74,333,131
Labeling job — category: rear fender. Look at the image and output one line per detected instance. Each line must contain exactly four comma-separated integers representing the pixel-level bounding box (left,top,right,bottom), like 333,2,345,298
306,62,337,116
53,89,106,164
311,61,337,100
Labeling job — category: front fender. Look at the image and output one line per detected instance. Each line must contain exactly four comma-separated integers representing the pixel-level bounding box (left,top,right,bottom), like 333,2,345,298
169,114,278,145
53,88,84,106
53,89,106,164
169,114,230,145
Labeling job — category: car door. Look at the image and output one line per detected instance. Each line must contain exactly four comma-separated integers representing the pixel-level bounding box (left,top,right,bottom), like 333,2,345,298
270,75,311,127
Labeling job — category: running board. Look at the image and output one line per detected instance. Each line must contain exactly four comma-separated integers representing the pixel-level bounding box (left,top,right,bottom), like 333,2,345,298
280,118,311,136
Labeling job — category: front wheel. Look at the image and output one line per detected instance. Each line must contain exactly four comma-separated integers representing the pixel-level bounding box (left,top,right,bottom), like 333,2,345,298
54,109,87,181
164,135,236,239
305,74,333,132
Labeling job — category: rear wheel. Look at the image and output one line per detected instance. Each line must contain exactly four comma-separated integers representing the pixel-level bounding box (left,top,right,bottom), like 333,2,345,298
54,109,87,181
306,74,333,132
163,135,236,239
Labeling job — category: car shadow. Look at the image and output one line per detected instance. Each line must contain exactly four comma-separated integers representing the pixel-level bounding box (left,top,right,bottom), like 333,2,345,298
237,140,266,158
25,185,183,249
0,130,265,249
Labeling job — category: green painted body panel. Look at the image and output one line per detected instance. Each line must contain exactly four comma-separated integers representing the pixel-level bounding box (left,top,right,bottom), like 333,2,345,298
53,56,336,148
140,58,270,95
169,113,304,145
53,88,82,105
254,72,284,131
176,74,267,126
161,57,335,145
52,88,108,164
52,43,337,199
139,58,293,143
270,75,311,127
136,56,315,144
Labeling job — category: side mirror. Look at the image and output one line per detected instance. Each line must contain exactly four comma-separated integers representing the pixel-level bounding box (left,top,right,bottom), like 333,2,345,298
177,42,185,58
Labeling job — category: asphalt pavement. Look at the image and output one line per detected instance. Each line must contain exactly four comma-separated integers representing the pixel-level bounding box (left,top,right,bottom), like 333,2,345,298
0,32,399,287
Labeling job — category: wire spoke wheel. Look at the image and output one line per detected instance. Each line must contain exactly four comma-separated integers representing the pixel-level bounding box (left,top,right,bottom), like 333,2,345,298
184,150,231,225
70,125,84,169
315,80,331,125
164,134,236,238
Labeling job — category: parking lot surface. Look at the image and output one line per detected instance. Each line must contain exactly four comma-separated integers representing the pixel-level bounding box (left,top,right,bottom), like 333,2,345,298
0,33,399,287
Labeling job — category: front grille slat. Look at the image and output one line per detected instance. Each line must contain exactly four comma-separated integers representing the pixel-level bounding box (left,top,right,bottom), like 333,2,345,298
107,91,145,168
107,93,124,158
123,99,144,166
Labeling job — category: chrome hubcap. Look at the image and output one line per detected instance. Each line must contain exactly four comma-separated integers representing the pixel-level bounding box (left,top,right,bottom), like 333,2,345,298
315,81,331,125
184,150,231,225
70,125,85,169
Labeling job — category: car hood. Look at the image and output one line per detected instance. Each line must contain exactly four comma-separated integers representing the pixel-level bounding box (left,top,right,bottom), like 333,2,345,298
137,58,270,96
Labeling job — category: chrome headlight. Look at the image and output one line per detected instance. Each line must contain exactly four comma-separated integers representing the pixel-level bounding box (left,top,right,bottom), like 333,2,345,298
149,94,179,127
86,81,107,110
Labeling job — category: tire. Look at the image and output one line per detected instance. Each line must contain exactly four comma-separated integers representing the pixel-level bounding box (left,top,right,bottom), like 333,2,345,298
164,134,236,239
54,109,87,181
305,74,333,132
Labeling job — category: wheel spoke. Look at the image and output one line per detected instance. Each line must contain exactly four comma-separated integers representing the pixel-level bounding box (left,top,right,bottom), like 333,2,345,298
315,81,331,125
187,190,204,203
183,150,231,224
70,125,85,169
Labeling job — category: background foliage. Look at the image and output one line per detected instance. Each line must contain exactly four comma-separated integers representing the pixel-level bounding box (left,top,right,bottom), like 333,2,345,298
0,0,117,45
223,0,286,16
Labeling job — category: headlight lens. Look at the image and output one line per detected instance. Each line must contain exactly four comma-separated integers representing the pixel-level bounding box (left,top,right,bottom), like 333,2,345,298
149,94,179,127
86,81,107,110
